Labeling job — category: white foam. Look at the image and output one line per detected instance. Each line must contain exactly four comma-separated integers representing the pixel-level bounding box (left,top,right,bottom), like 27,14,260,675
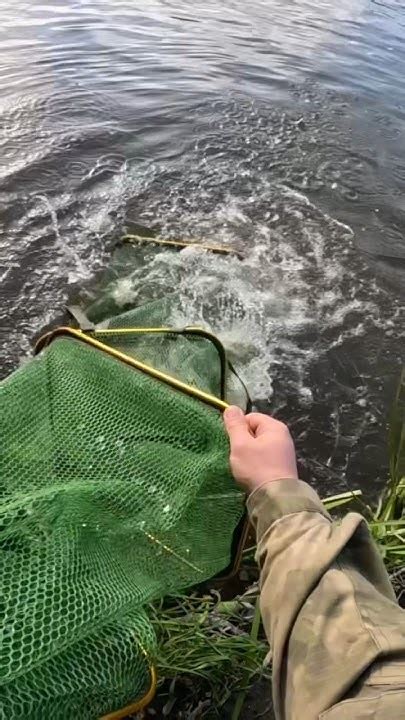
108,184,383,403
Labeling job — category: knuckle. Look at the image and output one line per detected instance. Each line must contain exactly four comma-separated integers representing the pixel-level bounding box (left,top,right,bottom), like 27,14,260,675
231,437,248,454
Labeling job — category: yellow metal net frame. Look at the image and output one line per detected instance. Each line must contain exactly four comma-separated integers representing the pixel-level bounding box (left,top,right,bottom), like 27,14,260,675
121,233,244,260
36,327,229,412
100,666,157,720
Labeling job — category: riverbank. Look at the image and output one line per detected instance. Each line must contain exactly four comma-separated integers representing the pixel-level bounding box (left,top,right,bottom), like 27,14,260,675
146,372,404,719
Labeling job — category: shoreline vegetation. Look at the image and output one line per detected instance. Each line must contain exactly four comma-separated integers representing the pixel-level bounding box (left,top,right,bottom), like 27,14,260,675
148,371,405,719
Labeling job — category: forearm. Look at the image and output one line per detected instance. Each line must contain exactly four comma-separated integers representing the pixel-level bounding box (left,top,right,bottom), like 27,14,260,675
248,480,405,720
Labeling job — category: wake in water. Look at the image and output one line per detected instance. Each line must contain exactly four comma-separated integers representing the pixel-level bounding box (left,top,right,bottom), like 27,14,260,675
35,194,90,282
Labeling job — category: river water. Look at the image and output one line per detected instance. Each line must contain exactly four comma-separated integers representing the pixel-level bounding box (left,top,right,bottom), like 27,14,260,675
1,0,404,496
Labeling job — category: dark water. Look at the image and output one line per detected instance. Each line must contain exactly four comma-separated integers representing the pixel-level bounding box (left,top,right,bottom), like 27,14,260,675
1,0,404,496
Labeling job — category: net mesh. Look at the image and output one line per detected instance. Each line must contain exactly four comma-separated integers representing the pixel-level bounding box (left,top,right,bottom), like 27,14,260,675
95,330,225,397
1,323,245,719
95,299,248,406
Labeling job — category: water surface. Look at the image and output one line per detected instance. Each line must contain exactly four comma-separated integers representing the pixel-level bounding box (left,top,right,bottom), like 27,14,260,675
1,0,404,495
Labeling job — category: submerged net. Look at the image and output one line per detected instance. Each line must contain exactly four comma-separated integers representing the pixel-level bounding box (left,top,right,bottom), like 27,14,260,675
1,288,247,718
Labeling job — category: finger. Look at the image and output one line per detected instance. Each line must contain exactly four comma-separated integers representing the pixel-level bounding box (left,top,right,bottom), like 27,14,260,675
246,413,288,437
223,406,250,445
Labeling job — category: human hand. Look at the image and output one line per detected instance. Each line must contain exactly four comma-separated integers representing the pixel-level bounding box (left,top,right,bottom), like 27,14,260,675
223,406,298,493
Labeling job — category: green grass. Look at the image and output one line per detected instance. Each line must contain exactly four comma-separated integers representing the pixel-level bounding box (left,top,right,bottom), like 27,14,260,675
150,373,405,719
150,592,269,717
372,369,405,570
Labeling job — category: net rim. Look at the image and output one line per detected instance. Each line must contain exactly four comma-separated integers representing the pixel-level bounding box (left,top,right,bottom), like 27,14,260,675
35,327,229,411
99,665,157,720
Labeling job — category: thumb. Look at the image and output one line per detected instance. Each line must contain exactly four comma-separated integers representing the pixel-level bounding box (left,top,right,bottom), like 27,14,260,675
223,406,249,444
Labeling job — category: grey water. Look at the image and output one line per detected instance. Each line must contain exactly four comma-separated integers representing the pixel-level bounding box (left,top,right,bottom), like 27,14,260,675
1,0,404,497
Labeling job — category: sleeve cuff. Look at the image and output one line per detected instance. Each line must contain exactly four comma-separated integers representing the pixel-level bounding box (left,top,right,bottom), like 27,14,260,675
247,479,331,540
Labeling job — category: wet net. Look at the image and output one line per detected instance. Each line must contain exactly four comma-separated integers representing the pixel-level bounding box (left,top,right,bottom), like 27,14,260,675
1,290,247,718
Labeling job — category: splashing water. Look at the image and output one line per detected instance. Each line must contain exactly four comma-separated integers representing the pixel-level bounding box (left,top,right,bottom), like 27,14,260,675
36,194,89,283
106,180,383,406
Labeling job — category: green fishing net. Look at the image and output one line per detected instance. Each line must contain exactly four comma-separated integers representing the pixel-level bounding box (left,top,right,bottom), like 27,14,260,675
1,249,247,719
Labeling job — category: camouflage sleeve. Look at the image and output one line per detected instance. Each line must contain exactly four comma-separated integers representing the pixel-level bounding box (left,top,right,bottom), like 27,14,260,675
248,479,405,720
